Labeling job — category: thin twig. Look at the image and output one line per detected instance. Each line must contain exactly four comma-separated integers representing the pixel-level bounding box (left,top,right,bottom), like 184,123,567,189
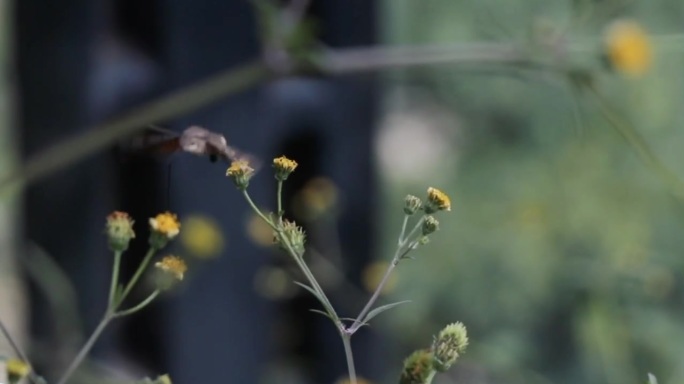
0,61,270,191
1,42,543,192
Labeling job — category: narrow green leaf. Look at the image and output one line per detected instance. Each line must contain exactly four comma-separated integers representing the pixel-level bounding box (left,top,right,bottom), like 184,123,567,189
309,309,334,321
362,300,411,324
293,281,325,304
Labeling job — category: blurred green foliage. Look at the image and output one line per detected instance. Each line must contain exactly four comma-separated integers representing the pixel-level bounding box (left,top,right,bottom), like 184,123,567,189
379,1,684,383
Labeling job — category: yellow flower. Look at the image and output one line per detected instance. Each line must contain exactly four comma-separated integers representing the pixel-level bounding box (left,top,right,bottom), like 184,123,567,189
6,358,31,381
180,216,224,258
293,177,339,220
149,212,181,239
105,211,135,251
426,187,451,213
273,155,298,181
604,19,652,77
155,255,188,281
362,261,398,294
226,160,255,189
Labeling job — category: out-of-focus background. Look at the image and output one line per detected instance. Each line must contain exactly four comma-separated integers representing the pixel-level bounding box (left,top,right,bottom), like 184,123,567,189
1,0,684,384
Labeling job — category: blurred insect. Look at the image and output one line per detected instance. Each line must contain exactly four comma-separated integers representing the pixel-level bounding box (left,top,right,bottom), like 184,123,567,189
121,125,260,168
118,125,260,207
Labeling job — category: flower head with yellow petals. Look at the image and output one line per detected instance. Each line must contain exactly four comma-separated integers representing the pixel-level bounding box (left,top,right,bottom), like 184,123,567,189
226,160,255,189
149,212,181,249
273,155,298,181
6,358,31,383
604,19,652,77
149,212,181,239
425,187,451,213
155,255,188,281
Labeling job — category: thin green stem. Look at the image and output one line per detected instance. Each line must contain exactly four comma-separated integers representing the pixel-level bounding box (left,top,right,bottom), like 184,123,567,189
114,290,160,318
277,180,284,221
348,216,425,333
341,334,357,384
241,188,340,326
117,247,157,308
108,251,122,306
401,216,426,247
242,190,277,230
56,311,113,384
278,231,341,325
584,83,684,199
398,215,409,246
349,258,399,333
425,370,437,384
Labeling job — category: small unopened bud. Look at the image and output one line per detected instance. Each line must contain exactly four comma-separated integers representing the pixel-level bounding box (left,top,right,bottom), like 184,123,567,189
106,211,135,252
431,322,468,372
404,195,422,215
399,349,435,384
425,187,451,214
226,160,255,190
6,358,30,384
422,216,439,236
273,155,298,181
276,220,306,256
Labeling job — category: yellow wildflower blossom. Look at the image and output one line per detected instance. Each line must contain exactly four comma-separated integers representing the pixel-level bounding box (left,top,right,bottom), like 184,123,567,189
604,19,652,77
426,187,451,213
181,216,224,258
6,358,30,382
149,212,181,239
155,255,188,281
226,160,255,189
273,155,298,181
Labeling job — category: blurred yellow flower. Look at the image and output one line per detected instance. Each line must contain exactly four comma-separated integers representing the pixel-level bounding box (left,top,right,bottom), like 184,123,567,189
293,177,339,220
246,212,276,247
149,212,181,239
6,358,30,381
362,261,398,294
604,19,652,77
426,187,451,212
155,255,188,281
181,216,224,258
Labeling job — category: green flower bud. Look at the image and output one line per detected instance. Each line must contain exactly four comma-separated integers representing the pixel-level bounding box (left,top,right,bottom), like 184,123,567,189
404,195,422,215
105,211,135,252
399,349,435,384
276,220,306,256
431,322,468,372
421,216,439,236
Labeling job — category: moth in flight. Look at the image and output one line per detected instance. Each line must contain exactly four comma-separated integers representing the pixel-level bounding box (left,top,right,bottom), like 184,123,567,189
123,125,259,168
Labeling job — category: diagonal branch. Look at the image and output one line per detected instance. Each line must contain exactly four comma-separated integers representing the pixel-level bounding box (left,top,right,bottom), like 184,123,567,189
0,42,539,192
